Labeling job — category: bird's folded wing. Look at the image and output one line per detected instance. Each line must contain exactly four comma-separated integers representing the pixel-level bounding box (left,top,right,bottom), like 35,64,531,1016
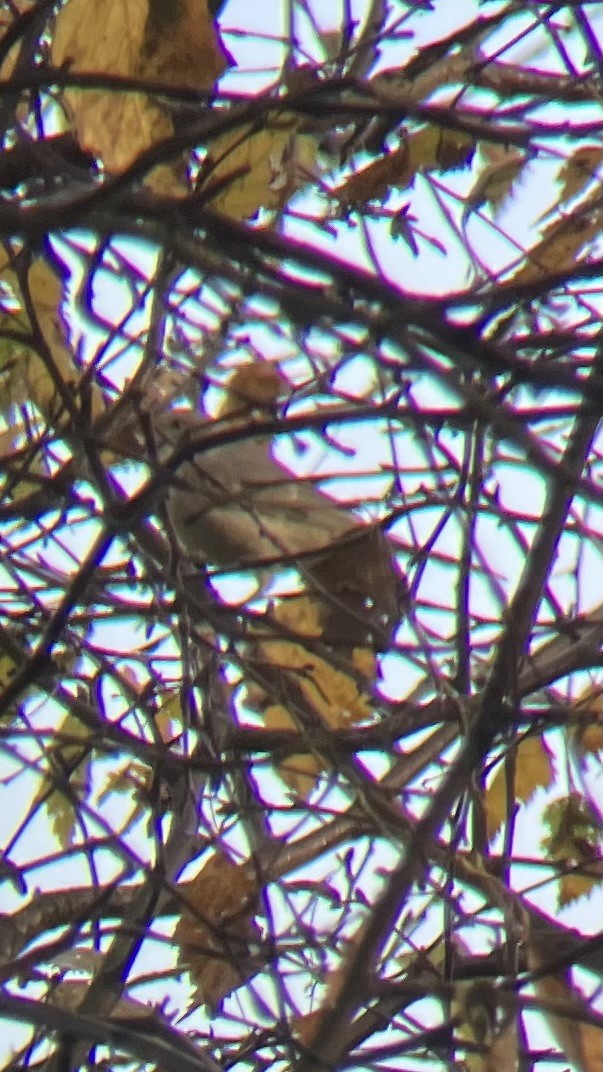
154,405,404,647
164,428,360,566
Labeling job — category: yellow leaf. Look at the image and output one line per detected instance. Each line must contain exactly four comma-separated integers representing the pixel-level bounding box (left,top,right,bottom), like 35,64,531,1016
557,145,603,204
262,703,324,797
97,759,154,834
253,597,377,796
558,869,602,908
52,0,228,180
154,690,183,743
576,722,603,759
506,201,602,285
0,245,28,339
0,2,36,83
0,642,18,694
263,601,375,729
486,735,554,840
271,593,323,638
541,793,603,907
513,734,555,802
201,117,317,220
528,953,603,1072
542,794,601,857
0,254,107,423
465,147,526,218
52,0,170,178
25,258,76,413
572,684,603,762
36,712,92,848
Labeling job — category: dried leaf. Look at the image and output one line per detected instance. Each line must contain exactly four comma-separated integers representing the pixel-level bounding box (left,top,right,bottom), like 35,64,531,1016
337,123,475,207
255,597,376,796
465,147,527,220
52,0,228,181
0,254,99,421
506,202,602,285
174,849,260,1009
486,734,554,840
201,116,317,220
557,145,603,204
558,869,602,908
529,939,602,1072
36,712,92,848
572,685,603,763
216,364,288,418
541,793,603,908
0,1,36,82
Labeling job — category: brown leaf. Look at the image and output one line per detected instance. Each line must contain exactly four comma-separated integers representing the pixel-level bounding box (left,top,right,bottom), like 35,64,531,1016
337,124,474,207
174,849,261,1009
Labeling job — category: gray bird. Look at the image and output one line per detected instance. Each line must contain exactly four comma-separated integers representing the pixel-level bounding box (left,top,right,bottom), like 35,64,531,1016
147,375,404,648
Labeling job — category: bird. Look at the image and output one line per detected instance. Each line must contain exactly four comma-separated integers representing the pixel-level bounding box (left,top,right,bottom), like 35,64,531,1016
147,366,405,649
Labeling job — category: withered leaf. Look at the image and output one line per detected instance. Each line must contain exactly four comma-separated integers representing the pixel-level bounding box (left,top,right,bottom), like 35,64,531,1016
174,849,261,1009
485,734,554,841
52,0,228,181
337,124,474,207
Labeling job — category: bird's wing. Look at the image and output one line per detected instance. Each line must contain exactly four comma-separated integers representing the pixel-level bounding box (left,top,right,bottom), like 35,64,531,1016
157,409,360,565
153,405,404,648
